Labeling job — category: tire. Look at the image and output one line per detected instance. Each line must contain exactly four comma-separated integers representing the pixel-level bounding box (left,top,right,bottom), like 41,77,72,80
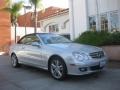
49,57,67,80
11,54,20,68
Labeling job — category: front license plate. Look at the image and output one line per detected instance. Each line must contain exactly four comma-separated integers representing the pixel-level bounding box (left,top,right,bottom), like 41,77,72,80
100,61,106,67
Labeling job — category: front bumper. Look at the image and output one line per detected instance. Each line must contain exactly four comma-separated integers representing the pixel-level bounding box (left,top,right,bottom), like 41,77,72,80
66,58,107,75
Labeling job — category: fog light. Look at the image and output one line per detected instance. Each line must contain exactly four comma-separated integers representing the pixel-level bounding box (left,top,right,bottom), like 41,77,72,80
79,67,87,72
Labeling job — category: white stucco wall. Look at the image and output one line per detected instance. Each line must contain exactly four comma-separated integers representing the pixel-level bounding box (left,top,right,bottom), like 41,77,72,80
11,27,42,41
99,0,119,13
87,0,97,16
40,13,70,35
88,0,119,16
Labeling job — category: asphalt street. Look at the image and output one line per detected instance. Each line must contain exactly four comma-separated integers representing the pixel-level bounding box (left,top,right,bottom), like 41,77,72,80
0,55,120,90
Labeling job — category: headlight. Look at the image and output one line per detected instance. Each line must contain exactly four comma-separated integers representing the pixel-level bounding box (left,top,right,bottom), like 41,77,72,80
72,52,89,61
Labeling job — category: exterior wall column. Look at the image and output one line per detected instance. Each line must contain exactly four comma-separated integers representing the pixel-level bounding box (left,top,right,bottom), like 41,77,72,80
0,0,11,52
69,0,75,40
96,0,101,31
69,0,88,40
118,0,120,31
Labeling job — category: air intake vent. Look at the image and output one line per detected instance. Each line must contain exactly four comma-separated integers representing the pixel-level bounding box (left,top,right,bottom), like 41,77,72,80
90,51,104,59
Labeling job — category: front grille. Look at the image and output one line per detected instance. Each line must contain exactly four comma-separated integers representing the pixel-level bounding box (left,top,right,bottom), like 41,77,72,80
89,51,104,59
90,65,103,71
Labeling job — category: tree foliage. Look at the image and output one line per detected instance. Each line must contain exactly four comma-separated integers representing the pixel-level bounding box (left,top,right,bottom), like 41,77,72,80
29,0,44,33
1,0,23,43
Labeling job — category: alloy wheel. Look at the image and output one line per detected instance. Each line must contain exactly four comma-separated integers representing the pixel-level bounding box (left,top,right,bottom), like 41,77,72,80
11,54,19,67
50,58,67,80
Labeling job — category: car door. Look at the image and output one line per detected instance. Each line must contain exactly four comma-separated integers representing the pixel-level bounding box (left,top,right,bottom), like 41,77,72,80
16,35,30,62
21,34,44,67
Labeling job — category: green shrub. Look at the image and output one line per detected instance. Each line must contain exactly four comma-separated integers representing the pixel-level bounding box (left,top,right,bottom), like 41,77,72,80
74,31,120,46
107,32,120,45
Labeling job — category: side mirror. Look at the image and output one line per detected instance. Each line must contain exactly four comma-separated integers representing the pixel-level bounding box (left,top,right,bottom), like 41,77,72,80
31,42,41,48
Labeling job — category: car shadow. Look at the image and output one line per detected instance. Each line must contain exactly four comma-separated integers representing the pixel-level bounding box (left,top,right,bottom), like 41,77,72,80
19,64,51,78
66,70,107,82
19,64,106,81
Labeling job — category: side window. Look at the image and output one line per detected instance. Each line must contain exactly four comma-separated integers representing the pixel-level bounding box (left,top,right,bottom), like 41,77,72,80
110,11,119,32
101,14,108,31
28,35,40,45
49,24,59,32
18,35,40,45
89,16,96,31
18,37,28,44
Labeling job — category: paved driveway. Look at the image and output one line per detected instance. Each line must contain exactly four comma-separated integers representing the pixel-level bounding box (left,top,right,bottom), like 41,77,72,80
0,55,120,90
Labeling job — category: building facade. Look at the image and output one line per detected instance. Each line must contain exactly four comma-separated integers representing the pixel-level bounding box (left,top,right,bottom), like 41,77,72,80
69,0,120,39
39,8,69,37
18,7,64,27
0,0,11,52
18,7,70,38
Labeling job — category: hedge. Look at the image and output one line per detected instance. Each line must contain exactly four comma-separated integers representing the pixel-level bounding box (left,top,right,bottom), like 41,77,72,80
74,31,120,46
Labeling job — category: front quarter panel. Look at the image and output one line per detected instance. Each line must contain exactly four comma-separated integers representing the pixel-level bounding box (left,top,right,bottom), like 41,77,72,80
41,45,74,68
9,44,25,61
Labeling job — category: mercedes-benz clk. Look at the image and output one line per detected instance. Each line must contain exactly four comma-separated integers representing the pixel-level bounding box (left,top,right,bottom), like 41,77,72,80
9,33,108,80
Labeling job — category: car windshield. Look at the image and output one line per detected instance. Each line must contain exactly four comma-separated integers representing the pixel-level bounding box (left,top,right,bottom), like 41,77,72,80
39,34,72,44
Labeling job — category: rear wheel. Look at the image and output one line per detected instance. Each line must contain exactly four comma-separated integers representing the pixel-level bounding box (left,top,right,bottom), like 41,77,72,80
11,54,20,68
49,57,67,80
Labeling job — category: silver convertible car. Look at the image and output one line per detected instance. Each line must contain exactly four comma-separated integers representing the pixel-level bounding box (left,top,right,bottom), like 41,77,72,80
9,33,107,80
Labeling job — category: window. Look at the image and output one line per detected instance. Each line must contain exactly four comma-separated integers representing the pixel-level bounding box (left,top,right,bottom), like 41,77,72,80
110,11,119,32
39,34,71,44
18,34,40,45
101,14,108,31
89,16,96,31
49,24,59,32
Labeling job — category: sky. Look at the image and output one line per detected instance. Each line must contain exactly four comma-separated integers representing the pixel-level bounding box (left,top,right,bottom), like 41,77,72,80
43,0,68,8
14,0,69,8
13,0,69,15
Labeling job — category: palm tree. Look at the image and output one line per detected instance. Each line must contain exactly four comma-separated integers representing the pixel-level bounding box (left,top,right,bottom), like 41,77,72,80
2,0,23,43
5,0,12,7
0,0,11,9
29,0,43,33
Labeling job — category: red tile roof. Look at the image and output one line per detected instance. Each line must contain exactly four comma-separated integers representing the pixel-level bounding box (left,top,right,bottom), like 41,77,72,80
18,12,34,27
37,6,68,20
18,6,69,27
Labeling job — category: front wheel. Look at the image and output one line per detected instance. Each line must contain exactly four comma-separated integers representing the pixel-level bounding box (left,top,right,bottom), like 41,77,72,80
49,57,67,80
11,54,20,68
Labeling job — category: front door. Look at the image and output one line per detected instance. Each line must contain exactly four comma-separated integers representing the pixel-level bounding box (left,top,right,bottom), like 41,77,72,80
17,34,43,67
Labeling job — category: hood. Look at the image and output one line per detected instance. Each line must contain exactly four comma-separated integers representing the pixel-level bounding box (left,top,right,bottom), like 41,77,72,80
47,43,102,53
